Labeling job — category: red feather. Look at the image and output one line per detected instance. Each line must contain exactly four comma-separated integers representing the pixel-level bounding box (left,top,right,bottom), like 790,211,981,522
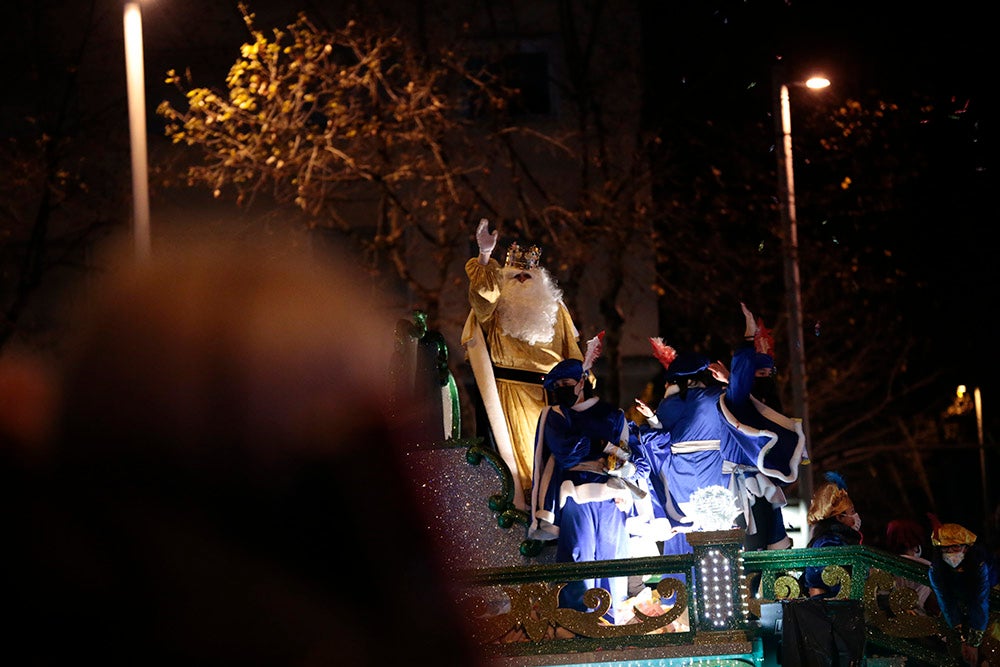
649,337,677,371
755,319,775,357
582,331,605,371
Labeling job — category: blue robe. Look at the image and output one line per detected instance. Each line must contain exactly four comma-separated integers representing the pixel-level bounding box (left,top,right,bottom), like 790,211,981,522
636,345,808,554
528,397,635,621
723,345,809,483
804,519,863,597
928,544,999,639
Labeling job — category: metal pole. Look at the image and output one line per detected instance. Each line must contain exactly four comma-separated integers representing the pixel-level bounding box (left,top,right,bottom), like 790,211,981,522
124,1,151,260
773,68,812,503
974,387,989,540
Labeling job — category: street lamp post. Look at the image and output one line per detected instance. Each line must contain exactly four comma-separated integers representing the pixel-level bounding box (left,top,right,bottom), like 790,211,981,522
956,384,990,540
974,387,990,541
772,67,829,504
124,1,151,260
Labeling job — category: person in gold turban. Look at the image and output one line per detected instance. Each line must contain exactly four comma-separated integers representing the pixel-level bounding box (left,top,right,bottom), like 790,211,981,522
926,515,999,667
803,471,863,598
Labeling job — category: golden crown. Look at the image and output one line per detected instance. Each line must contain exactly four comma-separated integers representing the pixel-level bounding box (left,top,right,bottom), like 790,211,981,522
504,242,542,270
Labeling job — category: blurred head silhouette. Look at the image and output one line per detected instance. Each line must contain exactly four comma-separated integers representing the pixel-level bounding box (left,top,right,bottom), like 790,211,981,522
1,227,482,666
885,518,926,556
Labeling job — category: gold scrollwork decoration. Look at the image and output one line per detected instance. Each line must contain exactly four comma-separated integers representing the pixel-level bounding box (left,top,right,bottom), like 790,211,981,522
470,578,689,643
747,573,802,618
774,574,803,601
864,569,941,638
821,565,851,599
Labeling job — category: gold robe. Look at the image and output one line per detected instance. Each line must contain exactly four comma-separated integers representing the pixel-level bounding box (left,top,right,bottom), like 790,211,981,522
462,257,582,505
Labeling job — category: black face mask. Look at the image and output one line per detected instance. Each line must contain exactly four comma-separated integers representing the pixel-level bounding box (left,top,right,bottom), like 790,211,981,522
752,374,781,409
553,386,579,408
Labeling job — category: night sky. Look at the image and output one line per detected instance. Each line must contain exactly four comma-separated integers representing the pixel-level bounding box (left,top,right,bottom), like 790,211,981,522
648,0,994,387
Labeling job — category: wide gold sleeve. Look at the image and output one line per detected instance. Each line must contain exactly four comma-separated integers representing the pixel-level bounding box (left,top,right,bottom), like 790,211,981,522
465,257,503,322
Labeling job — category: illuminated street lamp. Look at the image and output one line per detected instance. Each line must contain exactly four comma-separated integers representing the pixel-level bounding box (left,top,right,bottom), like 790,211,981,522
772,68,830,503
124,1,151,260
957,385,989,540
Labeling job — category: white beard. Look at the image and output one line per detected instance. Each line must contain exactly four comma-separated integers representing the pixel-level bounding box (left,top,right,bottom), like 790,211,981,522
496,268,562,345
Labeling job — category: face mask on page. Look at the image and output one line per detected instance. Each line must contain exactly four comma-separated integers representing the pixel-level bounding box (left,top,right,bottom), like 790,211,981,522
841,512,861,532
943,552,965,568
553,386,579,408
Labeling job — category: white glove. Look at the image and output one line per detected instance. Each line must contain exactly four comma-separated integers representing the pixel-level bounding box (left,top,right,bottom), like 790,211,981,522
607,461,637,480
741,301,757,338
603,442,631,462
476,218,497,257
634,398,654,419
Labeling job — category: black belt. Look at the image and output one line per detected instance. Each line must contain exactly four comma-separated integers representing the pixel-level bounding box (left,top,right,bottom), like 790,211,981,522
492,366,547,385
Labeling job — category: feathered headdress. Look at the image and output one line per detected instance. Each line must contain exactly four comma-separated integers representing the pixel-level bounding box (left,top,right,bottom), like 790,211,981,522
824,470,848,490
885,519,925,552
927,513,977,547
649,337,677,371
806,470,854,524
650,337,711,381
754,319,775,357
582,331,605,372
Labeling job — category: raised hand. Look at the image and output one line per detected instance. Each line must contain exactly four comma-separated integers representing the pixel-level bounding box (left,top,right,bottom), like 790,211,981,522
741,301,757,338
476,218,498,256
708,360,730,384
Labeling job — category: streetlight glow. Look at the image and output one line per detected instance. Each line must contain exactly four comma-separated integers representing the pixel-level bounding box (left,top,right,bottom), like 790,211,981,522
772,67,831,504
124,1,151,260
953,383,989,540
972,386,988,542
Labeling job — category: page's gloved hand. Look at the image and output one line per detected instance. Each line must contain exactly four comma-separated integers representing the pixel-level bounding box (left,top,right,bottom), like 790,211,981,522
607,461,637,481
741,301,757,338
603,442,631,462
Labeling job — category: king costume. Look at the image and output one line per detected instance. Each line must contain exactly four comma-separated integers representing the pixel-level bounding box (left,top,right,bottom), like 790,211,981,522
462,223,582,508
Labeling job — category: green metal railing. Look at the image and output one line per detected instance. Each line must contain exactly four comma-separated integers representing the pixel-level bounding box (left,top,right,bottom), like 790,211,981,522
458,530,999,666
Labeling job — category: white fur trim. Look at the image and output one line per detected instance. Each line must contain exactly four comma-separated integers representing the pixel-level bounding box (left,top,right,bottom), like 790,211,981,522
462,311,524,509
